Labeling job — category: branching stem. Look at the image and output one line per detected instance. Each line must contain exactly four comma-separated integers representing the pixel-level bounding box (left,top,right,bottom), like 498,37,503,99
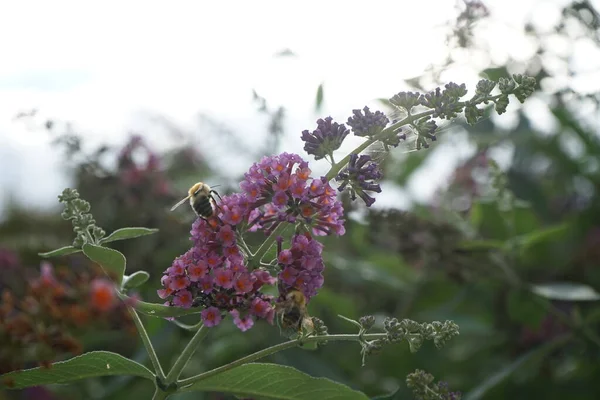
178,333,386,389
165,324,208,384
128,308,165,381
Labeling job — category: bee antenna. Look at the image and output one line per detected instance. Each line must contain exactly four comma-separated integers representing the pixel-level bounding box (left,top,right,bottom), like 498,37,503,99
210,184,221,189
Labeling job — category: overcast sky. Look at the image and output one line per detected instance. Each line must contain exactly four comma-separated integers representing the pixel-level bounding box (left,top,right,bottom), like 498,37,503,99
1,0,596,217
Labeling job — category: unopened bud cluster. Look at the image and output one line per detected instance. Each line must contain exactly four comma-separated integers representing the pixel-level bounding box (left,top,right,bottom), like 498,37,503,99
406,369,462,400
311,317,329,346
59,188,105,248
384,317,459,352
342,314,459,365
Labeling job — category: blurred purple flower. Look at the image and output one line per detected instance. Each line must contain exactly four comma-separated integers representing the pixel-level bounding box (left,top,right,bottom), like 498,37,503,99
0,248,18,269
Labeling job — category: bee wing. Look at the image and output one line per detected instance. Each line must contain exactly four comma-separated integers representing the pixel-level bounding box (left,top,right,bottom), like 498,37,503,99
170,196,191,211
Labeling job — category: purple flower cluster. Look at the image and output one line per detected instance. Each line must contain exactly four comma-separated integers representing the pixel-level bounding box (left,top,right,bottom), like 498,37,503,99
159,219,276,330
158,152,346,331
277,233,325,300
301,117,350,161
240,153,345,236
347,106,389,137
336,154,383,207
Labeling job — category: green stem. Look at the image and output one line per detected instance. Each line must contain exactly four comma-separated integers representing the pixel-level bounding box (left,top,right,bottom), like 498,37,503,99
152,388,170,400
165,324,209,384
249,222,288,267
424,384,443,399
236,232,253,257
325,138,376,181
83,226,96,245
325,109,434,181
177,333,386,389
128,307,166,381
171,319,204,331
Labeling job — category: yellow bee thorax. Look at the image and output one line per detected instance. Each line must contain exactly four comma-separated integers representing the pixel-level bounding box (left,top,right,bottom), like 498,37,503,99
286,290,307,307
188,182,210,198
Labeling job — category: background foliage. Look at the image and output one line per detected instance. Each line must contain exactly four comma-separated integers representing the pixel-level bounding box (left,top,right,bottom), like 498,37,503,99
1,1,600,399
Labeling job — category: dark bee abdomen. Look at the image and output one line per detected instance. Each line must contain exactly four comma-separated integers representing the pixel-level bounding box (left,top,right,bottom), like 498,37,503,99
283,307,302,329
193,197,213,218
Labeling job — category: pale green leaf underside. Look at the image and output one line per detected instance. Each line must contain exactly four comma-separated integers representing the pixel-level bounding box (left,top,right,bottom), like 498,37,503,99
531,282,600,301
100,227,159,244
122,271,150,290
38,246,81,258
181,363,369,400
0,351,153,390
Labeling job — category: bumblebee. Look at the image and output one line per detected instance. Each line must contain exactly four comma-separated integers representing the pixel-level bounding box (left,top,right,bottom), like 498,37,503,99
275,289,314,339
170,182,219,218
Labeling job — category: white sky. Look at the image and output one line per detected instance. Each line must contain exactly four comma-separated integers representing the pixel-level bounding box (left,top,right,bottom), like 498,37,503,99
0,0,597,216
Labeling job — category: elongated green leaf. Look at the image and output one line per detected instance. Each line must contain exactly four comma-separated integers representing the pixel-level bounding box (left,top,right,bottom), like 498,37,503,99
513,223,570,250
134,300,202,318
100,227,159,244
181,363,368,399
119,293,201,318
122,271,150,290
0,351,153,390
38,246,81,258
315,83,324,112
531,282,600,301
83,244,126,285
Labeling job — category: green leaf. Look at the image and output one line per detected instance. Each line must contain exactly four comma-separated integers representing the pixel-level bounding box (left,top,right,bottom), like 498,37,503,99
83,244,126,285
100,227,159,244
315,83,324,112
38,246,81,258
122,271,151,290
0,351,153,390
531,282,600,301
513,223,570,250
180,363,369,399
119,293,202,318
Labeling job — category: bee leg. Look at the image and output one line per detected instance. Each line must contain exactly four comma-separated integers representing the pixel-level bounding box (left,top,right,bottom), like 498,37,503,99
210,190,223,201
209,191,225,217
